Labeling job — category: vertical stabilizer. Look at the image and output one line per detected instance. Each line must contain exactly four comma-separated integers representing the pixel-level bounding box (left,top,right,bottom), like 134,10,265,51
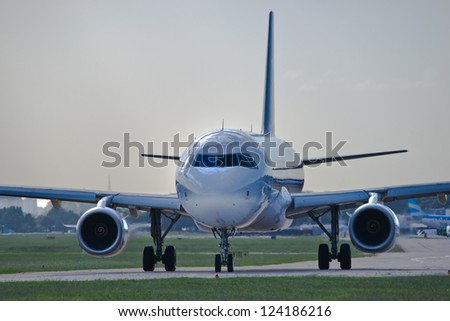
262,11,275,136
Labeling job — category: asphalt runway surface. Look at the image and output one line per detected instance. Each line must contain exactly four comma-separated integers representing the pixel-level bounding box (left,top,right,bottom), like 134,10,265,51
0,237,449,282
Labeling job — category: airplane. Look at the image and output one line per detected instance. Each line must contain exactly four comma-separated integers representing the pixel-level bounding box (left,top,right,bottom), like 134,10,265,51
421,214,450,235
406,199,424,220
1,11,450,273
422,214,450,229
400,199,449,235
419,201,450,235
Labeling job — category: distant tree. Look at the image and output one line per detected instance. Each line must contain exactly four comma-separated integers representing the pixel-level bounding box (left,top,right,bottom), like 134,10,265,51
36,208,79,232
0,207,29,232
22,213,36,232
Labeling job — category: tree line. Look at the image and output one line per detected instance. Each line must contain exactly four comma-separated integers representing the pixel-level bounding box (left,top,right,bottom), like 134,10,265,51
0,206,198,233
0,197,447,234
0,207,79,233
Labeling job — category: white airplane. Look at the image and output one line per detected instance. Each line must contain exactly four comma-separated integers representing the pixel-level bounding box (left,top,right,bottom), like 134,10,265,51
2,12,450,272
402,199,449,234
421,215,450,235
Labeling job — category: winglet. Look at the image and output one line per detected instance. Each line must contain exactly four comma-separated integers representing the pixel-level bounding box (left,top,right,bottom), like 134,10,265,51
262,11,275,136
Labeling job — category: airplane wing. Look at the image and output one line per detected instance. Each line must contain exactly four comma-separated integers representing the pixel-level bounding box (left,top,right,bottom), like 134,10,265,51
0,186,182,213
287,181,450,218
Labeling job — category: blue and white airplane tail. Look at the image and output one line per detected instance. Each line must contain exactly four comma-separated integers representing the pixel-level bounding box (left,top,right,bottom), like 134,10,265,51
407,199,423,219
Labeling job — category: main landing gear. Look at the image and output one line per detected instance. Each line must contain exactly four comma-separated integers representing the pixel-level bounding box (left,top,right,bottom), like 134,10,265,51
142,208,181,272
309,206,352,270
213,228,235,273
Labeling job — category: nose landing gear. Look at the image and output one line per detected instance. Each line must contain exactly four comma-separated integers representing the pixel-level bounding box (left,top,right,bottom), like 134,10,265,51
213,228,235,273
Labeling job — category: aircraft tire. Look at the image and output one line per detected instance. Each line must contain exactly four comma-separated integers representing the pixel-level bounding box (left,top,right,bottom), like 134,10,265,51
163,245,176,272
227,253,234,272
143,246,156,271
215,254,222,273
318,244,330,270
339,244,351,270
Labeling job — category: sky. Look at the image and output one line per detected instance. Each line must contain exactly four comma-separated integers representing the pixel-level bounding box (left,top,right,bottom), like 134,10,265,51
0,0,449,195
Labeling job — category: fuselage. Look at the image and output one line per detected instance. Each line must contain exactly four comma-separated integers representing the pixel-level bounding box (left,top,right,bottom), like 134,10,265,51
422,214,450,230
175,129,304,232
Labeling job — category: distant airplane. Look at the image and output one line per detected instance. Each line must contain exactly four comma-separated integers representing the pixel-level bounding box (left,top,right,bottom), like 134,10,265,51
1,12,450,272
401,199,449,235
408,198,449,228
406,199,424,220
421,213,450,234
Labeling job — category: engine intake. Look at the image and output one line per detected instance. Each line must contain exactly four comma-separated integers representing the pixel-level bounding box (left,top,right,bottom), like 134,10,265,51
77,207,128,257
349,203,399,253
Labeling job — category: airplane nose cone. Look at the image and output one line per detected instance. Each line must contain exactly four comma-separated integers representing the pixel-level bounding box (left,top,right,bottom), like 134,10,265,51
176,168,268,228
190,168,259,193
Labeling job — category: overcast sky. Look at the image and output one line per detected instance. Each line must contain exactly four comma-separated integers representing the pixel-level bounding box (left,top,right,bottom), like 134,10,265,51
1,0,449,195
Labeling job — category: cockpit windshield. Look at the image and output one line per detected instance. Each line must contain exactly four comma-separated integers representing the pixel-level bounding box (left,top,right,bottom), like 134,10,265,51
192,153,258,168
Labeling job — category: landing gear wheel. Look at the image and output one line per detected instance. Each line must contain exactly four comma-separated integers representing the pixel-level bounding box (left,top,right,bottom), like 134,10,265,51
227,254,234,272
143,246,156,271
215,254,222,273
339,244,351,270
163,245,176,272
318,244,330,270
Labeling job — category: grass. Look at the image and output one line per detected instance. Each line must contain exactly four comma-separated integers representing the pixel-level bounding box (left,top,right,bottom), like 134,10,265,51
0,276,448,300
3,233,433,301
0,233,374,273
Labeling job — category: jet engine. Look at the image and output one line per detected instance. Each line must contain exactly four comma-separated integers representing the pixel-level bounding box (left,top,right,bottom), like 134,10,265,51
348,202,399,253
77,206,128,257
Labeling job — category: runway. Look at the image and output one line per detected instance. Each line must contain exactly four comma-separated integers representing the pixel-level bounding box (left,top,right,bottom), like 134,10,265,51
0,237,448,282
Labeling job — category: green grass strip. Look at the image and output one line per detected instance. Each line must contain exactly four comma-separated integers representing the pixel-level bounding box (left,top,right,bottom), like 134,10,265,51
0,276,448,301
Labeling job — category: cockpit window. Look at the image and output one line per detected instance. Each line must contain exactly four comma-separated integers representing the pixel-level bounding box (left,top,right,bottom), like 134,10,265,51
239,153,258,168
192,153,257,168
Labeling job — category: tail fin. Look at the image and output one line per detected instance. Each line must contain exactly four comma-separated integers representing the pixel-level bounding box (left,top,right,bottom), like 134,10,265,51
407,199,423,219
262,11,275,136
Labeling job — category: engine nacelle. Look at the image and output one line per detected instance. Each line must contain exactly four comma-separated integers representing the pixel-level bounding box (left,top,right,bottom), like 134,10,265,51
349,203,399,253
77,206,128,257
